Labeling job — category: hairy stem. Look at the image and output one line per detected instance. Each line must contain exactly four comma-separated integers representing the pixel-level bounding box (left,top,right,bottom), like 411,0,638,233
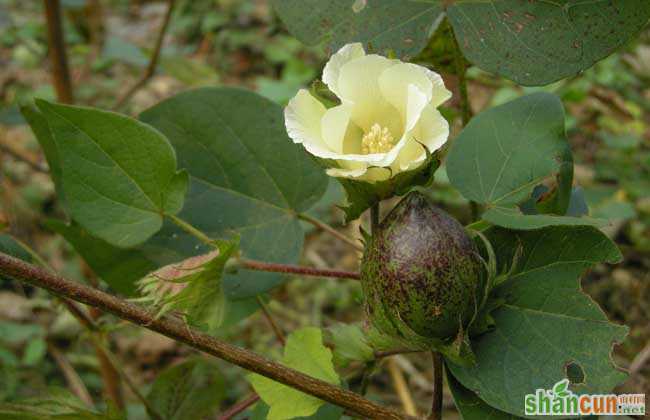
428,352,443,420
112,0,175,110
43,0,74,103
240,259,360,281
297,213,363,252
0,252,413,420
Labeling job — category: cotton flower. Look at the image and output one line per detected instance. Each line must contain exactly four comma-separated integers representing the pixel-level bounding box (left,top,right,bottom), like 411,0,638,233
285,43,451,183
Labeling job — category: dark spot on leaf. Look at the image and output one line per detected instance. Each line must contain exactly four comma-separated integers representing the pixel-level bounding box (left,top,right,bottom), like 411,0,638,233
565,361,585,384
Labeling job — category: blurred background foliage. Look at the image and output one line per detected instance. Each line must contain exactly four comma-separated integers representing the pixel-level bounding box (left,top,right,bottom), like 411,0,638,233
0,0,648,418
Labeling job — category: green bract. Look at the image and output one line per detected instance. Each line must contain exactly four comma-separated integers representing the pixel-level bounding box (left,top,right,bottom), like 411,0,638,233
361,192,484,341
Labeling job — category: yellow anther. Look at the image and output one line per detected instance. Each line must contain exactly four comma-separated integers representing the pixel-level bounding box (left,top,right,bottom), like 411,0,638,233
361,123,394,154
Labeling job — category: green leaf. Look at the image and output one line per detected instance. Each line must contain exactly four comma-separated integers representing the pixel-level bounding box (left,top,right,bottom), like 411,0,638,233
147,358,224,420
447,93,598,229
271,0,443,58
46,220,157,295
33,99,188,248
481,206,607,230
447,370,524,420
21,105,65,205
0,387,124,420
140,87,328,298
447,225,627,417
248,327,340,420
447,1,650,86
22,338,47,366
327,323,374,367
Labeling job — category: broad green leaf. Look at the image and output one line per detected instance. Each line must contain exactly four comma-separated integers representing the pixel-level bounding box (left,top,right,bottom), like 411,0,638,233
46,220,157,295
481,206,607,230
250,401,344,420
33,99,188,248
447,371,524,420
137,239,238,334
447,93,599,229
147,358,224,420
140,87,328,298
327,323,374,367
447,225,627,417
271,0,443,58
21,105,65,205
0,387,124,420
248,327,340,420
447,1,650,86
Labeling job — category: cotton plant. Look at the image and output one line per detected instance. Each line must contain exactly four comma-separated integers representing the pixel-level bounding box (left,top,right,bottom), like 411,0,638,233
3,2,647,420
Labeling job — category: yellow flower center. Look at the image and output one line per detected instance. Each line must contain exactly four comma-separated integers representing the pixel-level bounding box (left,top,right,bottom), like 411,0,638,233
361,123,394,154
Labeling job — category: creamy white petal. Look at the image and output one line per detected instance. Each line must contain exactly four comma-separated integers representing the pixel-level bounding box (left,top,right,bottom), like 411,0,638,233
378,62,433,118
337,54,397,130
321,104,353,154
415,104,449,154
285,89,326,149
394,140,427,172
422,67,452,107
322,43,365,98
326,166,368,179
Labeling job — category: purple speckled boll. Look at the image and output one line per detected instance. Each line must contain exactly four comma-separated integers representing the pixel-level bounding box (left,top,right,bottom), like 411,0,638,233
361,192,483,339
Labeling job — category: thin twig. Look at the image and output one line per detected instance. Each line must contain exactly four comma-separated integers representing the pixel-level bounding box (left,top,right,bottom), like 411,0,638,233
112,0,175,110
240,259,360,281
256,296,286,346
451,30,471,127
218,393,260,420
629,342,650,376
43,0,74,103
0,252,414,420
48,342,94,407
0,143,49,173
92,336,164,420
387,357,417,416
428,352,443,420
297,213,363,252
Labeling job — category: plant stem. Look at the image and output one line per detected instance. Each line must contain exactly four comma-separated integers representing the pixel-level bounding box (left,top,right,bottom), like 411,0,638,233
452,28,481,222
297,213,363,252
218,394,260,420
43,0,74,104
256,296,286,346
0,252,413,420
370,203,380,234
428,352,443,420
48,342,94,407
387,357,417,416
92,336,164,420
167,214,214,246
452,31,471,127
240,259,360,281
112,0,175,110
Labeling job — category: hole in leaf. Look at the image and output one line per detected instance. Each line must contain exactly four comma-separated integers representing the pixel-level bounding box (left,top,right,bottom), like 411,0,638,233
564,361,585,385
